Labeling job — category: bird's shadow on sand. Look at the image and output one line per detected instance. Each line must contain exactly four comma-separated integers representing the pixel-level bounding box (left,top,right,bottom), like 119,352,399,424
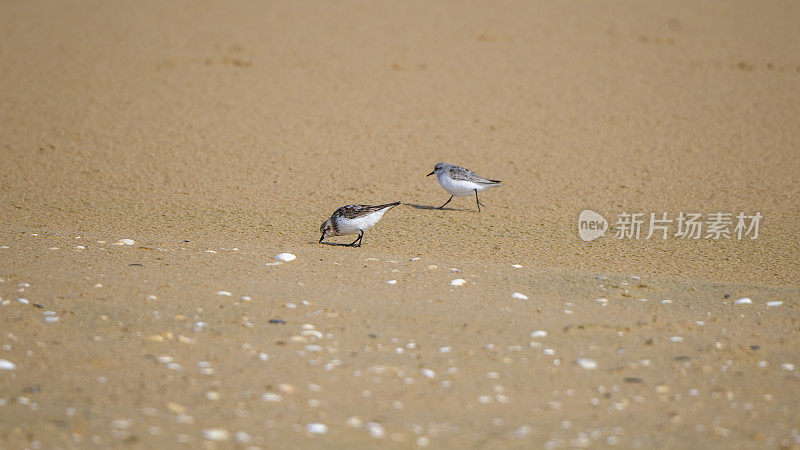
310,241,359,247
404,203,470,212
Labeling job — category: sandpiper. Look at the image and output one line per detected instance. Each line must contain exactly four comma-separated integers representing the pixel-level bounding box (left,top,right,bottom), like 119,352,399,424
319,202,401,247
427,162,502,212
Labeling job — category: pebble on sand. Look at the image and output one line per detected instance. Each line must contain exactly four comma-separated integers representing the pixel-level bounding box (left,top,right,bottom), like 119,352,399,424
275,253,296,262
511,292,528,300
734,297,752,304
575,358,598,370
306,423,328,434
0,359,16,370
450,278,466,286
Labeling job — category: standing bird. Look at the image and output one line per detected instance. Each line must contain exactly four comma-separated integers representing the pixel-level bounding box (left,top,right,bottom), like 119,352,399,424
427,162,502,212
319,202,401,247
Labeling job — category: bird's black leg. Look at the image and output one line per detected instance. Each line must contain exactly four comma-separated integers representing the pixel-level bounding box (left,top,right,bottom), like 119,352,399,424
355,230,364,247
347,231,361,247
438,195,454,209
474,189,485,212
348,230,364,247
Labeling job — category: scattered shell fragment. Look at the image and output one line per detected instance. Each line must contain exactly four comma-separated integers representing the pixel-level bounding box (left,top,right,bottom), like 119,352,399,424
511,292,528,300
450,278,466,286
781,363,795,371
421,369,436,378
307,423,328,434
202,428,230,442
531,330,548,338
734,297,752,304
386,280,397,285
576,358,598,370
275,253,296,262
0,359,16,370
178,335,195,344
216,291,232,296
766,301,783,307
233,431,251,443
262,393,282,402
278,383,295,394
366,422,386,439
346,416,363,428
167,402,187,414
112,239,135,246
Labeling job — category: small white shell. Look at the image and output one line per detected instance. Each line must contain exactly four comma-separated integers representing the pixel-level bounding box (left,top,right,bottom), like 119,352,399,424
302,330,324,339
202,428,230,441
575,358,598,370
306,423,328,434
275,253,296,262
0,359,16,370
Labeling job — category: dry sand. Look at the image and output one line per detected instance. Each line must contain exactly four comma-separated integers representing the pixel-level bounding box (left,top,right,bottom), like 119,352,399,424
1,0,799,448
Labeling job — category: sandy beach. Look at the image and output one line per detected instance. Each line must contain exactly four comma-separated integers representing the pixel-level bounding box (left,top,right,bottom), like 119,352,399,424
1,0,799,448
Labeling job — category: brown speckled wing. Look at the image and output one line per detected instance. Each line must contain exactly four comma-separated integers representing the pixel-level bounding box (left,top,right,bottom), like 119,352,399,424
335,202,401,219
447,166,500,184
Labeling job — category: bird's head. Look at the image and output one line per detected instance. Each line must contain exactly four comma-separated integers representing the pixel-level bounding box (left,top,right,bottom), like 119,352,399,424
319,219,335,243
427,162,446,177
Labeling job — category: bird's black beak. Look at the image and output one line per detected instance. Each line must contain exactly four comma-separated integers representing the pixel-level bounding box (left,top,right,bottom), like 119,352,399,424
426,171,435,177
319,235,324,244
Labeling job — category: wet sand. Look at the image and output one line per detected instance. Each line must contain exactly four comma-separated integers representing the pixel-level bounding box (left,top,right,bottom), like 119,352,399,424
1,0,799,448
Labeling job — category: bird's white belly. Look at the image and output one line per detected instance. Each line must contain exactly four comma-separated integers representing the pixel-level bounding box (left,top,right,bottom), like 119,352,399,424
437,173,483,197
336,210,387,235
